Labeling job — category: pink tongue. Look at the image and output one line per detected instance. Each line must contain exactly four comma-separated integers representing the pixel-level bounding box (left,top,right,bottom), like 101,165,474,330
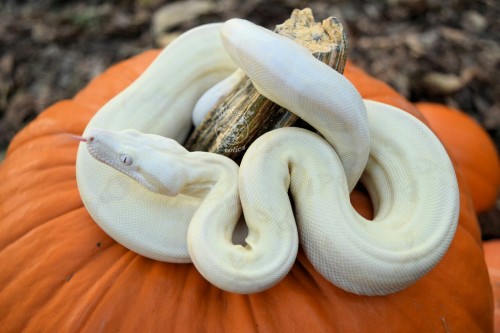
71,135,87,143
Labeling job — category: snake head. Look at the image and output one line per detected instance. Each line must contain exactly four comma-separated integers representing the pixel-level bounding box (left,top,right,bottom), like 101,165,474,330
83,128,190,196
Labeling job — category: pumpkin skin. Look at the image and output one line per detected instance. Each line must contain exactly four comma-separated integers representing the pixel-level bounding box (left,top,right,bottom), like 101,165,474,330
0,50,493,332
483,240,500,332
416,102,500,213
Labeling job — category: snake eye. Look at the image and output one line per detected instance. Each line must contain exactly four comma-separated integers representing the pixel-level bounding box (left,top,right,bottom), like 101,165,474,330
120,154,133,166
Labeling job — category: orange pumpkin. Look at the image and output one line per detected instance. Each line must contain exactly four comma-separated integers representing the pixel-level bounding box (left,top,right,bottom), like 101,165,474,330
0,51,493,332
416,102,499,213
484,240,500,332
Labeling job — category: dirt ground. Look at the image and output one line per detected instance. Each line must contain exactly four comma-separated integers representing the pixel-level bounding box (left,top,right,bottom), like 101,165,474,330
0,0,498,234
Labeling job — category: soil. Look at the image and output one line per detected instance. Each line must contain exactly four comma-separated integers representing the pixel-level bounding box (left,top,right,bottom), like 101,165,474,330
0,0,498,235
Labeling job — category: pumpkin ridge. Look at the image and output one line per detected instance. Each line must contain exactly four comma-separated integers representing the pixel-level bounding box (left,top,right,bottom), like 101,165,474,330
54,251,138,332
0,188,83,252
0,204,88,253
0,211,107,333
1,176,78,220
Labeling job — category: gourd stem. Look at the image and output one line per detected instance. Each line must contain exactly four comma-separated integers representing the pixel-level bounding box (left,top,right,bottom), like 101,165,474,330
184,8,348,164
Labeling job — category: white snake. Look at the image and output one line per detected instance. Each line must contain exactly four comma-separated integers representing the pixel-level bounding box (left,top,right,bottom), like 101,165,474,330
76,19,459,295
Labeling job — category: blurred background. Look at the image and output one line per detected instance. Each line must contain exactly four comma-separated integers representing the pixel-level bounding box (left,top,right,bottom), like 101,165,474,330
0,0,498,226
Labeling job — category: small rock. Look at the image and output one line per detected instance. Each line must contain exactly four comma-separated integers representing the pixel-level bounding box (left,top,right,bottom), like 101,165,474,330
421,71,466,95
31,23,57,43
462,10,488,33
418,30,438,50
439,27,468,44
152,0,216,45
404,33,425,56
363,4,381,19
0,53,15,76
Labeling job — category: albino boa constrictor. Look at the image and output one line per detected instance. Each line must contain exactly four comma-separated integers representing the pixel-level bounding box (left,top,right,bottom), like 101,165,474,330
76,19,459,295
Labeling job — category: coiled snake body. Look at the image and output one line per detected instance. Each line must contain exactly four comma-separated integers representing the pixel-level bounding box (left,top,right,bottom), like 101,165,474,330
76,19,459,295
